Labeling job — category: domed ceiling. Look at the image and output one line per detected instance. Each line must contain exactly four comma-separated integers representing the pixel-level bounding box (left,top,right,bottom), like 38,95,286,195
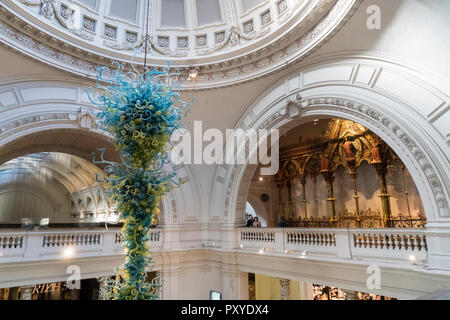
0,0,361,88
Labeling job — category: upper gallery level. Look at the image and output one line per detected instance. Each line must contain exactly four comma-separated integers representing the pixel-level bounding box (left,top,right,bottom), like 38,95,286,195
0,0,361,87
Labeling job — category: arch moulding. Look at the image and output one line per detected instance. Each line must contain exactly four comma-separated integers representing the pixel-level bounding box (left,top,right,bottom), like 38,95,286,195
209,57,450,227
0,79,202,225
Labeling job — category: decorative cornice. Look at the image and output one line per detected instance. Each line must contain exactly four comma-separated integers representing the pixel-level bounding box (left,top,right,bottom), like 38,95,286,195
0,0,362,89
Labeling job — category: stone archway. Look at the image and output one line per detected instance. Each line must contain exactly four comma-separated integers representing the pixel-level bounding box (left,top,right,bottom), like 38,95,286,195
209,56,450,228
0,80,202,225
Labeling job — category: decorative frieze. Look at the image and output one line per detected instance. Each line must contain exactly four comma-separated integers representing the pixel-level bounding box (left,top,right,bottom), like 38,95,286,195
177,37,189,49
243,20,254,34
125,31,138,43
277,0,288,15
215,31,225,43
82,16,96,32
261,10,271,26
104,25,117,39
158,36,169,48
196,34,207,47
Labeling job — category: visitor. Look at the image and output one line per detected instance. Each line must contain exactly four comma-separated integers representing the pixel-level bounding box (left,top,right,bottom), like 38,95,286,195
246,215,254,227
278,216,288,228
252,217,261,228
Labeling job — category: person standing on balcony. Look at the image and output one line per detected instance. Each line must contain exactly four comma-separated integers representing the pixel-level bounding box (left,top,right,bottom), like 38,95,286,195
252,217,262,228
278,216,288,228
246,215,254,227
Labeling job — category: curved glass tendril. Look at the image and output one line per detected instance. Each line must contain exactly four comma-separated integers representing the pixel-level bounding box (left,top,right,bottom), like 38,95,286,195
90,63,189,300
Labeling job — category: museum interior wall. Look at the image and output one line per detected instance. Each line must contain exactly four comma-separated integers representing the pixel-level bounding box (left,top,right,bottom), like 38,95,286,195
0,0,449,300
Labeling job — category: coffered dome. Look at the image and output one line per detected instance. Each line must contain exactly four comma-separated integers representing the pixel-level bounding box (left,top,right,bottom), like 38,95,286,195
0,0,361,87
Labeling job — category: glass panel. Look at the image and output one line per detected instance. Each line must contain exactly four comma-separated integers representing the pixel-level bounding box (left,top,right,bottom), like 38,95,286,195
242,0,264,13
109,0,139,22
161,0,186,27
197,0,222,26
77,0,97,9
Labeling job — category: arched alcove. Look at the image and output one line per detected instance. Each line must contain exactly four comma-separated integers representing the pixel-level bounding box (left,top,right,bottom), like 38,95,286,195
209,57,449,227
0,80,203,225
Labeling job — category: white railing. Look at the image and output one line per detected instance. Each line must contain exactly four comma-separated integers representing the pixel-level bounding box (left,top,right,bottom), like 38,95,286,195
349,229,428,262
239,228,428,263
0,227,429,266
0,229,162,263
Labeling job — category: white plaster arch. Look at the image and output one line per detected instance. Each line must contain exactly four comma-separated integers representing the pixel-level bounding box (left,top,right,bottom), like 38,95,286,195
0,79,202,224
209,56,450,226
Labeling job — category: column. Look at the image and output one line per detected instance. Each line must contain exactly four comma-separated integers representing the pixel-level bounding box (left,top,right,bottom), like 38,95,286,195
287,179,296,220
401,163,413,227
279,279,291,300
275,179,285,220
371,140,393,228
320,153,336,226
300,176,308,219
19,285,33,300
350,171,361,227
372,162,393,228
321,171,337,226
313,175,319,219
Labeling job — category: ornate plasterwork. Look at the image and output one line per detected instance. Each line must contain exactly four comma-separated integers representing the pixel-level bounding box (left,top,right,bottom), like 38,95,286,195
17,0,94,40
0,0,362,89
285,94,303,119
103,34,188,57
196,25,271,56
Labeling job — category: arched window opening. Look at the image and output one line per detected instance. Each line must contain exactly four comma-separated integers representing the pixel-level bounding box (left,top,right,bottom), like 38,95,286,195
245,118,426,229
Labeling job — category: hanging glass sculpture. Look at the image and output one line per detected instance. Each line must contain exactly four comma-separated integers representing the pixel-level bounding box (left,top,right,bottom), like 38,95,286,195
89,63,189,300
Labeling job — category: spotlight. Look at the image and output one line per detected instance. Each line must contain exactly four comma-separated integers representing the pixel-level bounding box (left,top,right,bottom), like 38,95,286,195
63,247,74,258
239,244,244,248
284,250,288,254
299,250,308,258
259,248,265,254
313,119,319,126
259,177,263,182
188,67,198,81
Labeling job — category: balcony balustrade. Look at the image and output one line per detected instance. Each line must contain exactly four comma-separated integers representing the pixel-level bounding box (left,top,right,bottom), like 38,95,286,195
238,228,428,264
0,229,162,263
0,227,428,266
